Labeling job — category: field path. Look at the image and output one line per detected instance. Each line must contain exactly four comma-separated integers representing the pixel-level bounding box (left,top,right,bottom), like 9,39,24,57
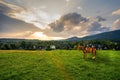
48,52,72,80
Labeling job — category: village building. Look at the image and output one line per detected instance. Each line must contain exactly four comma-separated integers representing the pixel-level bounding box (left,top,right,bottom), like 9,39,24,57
50,45,56,50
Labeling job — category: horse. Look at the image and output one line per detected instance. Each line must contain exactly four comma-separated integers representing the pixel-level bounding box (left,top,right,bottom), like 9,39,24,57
77,45,96,59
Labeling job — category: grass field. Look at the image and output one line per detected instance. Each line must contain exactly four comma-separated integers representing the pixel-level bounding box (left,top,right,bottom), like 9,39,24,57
0,50,120,80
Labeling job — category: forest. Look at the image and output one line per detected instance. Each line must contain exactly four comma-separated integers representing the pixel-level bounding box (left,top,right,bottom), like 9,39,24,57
0,39,120,50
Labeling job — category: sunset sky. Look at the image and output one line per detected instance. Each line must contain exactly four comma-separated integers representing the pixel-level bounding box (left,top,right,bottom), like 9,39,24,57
0,0,120,40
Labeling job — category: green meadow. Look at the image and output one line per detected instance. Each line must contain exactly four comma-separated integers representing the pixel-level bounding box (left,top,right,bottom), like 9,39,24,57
0,50,120,80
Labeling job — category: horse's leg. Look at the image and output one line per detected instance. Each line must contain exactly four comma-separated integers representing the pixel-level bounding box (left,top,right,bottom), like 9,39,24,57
83,53,87,59
92,51,96,59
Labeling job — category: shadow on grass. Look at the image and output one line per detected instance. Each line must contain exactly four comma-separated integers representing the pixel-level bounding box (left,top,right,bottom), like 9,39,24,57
84,55,112,66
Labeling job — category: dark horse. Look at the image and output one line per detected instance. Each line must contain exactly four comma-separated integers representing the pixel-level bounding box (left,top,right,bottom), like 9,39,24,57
77,45,96,59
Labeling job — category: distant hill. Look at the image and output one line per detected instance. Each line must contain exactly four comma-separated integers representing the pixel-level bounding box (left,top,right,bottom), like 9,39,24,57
0,29,120,42
66,29,120,41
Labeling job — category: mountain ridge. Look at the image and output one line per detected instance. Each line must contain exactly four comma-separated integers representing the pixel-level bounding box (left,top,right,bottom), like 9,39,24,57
66,29,120,41
0,29,120,41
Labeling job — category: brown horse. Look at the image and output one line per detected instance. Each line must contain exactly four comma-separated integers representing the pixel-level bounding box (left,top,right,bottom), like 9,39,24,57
77,45,96,59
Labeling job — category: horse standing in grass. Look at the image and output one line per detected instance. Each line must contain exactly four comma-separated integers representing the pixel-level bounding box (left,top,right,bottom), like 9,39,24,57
77,45,97,59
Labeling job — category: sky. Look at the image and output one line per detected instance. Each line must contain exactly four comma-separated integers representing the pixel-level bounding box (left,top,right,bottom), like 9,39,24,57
0,0,120,40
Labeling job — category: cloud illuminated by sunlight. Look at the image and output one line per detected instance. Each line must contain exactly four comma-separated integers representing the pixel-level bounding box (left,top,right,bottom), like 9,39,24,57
112,9,120,15
0,0,61,29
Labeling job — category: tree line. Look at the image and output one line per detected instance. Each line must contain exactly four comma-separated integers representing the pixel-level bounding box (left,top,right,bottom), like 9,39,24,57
0,39,120,50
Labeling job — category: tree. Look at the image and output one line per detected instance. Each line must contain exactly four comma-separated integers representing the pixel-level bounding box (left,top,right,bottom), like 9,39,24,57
20,41,26,49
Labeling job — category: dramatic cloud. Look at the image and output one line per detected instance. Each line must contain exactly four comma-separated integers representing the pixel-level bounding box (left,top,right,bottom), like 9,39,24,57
0,0,120,40
112,9,120,15
96,16,106,22
0,14,40,33
87,21,109,35
111,19,120,30
0,12,41,39
49,13,88,32
46,13,109,38
0,0,60,29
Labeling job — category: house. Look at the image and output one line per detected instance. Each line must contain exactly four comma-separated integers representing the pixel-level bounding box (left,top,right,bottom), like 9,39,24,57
50,45,56,49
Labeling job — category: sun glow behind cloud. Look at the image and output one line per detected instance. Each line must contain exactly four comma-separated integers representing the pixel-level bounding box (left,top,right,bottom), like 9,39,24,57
31,32,64,40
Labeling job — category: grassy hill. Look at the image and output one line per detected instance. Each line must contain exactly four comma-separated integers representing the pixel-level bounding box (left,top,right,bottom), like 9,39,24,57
0,50,120,80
